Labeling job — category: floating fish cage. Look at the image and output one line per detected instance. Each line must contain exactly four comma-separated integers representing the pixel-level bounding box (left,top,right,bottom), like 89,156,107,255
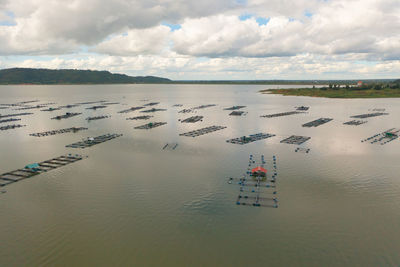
86,105,108,110
296,106,309,111
126,115,153,120
229,111,247,116
227,155,278,208
140,108,167,113
351,112,389,119
226,133,276,145
75,100,107,105
179,125,227,137
86,115,110,121
41,107,61,112
302,118,333,127
143,102,160,106
14,105,47,110
343,120,367,126
51,112,82,120
180,115,203,123
280,135,311,145
178,109,194,113
0,118,21,124
224,105,246,110
118,106,144,113
0,124,26,131
134,122,167,129
30,127,88,137
0,154,85,187
295,147,311,153
162,143,178,150
58,104,80,109
102,102,120,105
192,104,216,110
66,134,123,148
0,112,33,119
1,100,39,107
261,111,304,118
361,128,399,145
172,104,183,107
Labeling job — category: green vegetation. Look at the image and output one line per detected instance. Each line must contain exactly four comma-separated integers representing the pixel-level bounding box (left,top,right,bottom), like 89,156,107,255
0,68,171,84
261,80,400,98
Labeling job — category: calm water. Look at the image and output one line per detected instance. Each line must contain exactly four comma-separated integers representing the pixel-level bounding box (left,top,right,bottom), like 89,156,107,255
1,84,400,266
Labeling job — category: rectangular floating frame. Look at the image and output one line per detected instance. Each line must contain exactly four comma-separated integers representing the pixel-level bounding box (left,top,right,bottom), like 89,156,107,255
0,124,26,131
66,133,123,148
180,116,203,123
192,104,216,110
280,135,311,145
140,108,167,113
0,112,33,119
302,118,333,127
0,118,21,124
86,115,110,121
224,106,246,110
41,107,61,112
118,106,145,113
178,109,194,113
126,115,153,120
179,125,227,137
162,143,178,150
343,120,367,126
226,133,276,145
351,112,389,119
86,105,108,110
260,111,304,118
361,128,399,145
30,127,88,137
75,100,107,105
143,102,159,106
0,154,85,187
229,111,246,116
51,113,82,120
134,122,167,129
229,155,278,208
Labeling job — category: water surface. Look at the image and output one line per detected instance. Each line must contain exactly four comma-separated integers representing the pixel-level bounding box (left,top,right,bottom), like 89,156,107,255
1,84,400,266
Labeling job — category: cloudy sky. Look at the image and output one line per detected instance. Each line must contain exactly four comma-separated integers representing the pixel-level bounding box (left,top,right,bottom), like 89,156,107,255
0,0,399,80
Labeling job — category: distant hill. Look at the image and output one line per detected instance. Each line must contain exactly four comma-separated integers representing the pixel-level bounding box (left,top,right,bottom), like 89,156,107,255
0,68,171,84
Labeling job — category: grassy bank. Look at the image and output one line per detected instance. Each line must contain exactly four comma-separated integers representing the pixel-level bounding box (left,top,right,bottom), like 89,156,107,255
260,88,400,98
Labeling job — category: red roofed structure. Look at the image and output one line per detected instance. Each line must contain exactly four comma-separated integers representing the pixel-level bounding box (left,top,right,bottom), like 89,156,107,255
251,166,267,176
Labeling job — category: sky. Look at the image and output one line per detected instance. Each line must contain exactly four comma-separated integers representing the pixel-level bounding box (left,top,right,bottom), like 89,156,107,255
0,0,399,80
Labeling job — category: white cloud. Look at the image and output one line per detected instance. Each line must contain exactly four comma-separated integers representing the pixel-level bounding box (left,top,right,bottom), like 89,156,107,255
94,26,171,56
0,0,399,79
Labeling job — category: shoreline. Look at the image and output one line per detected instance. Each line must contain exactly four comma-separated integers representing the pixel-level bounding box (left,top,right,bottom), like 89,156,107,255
260,88,400,99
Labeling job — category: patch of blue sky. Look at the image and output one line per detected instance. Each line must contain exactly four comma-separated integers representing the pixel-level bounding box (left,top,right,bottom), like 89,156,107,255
239,15,270,26
304,10,313,18
256,17,270,25
236,0,247,5
354,61,377,66
0,10,16,26
239,14,252,21
0,20,16,26
194,57,209,63
162,22,181,31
